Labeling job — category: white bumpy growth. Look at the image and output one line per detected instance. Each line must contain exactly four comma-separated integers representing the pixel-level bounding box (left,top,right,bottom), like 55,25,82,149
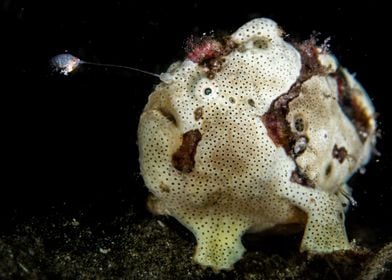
138,18,376,270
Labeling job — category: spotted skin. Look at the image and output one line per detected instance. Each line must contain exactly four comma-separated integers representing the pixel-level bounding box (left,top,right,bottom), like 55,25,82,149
138,18,377,270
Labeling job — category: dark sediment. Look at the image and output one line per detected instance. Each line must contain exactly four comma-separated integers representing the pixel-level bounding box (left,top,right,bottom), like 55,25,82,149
1,204,390,280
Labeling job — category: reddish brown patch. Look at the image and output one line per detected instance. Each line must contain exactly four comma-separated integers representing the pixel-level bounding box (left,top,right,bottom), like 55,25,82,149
351,96,373,140
262,78,315,189
186,37,223,64
194,107,203,121
293,38,326,81
262,38,326,152
263,38,330,188
172,129,202,173
205,57,224,74
221,37,238,55
261,83,301,153
333,144,348,163
186,35,237,65
261,112,291,151
334,70,373,142
204,57,226,80
290,167,315,188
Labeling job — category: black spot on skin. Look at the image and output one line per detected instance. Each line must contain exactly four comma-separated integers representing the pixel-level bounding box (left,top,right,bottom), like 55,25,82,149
248,99,256,107
172,130,202,173
325,163,333,176
338,212,343,220
333,144,348,164
204,88,212,95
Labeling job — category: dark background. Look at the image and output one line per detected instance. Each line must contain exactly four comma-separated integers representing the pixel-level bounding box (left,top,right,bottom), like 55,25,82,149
1,1,391,244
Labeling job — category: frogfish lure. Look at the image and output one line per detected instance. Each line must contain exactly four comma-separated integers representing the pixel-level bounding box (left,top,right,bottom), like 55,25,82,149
50,54,81,76
50,53,173,83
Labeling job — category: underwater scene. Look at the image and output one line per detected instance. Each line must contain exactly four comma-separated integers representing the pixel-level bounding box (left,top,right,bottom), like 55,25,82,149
1,1,391,279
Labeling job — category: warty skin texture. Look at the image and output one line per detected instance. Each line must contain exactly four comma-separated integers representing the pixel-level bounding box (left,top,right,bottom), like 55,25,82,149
138,18,376,270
